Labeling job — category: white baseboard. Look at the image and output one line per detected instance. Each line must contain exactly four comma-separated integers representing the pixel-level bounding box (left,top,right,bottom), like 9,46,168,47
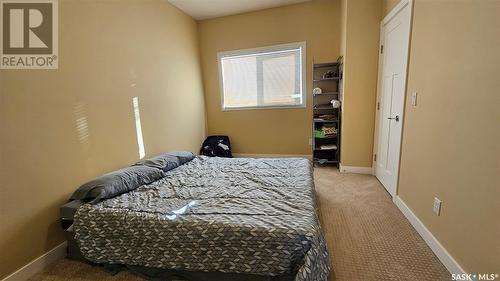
2,242,67,281
339,164,374,174
394,196,465,275
233,153,312,160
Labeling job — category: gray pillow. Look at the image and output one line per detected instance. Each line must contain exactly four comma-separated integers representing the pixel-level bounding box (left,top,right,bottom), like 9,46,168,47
134,151,194,171
70,166,164,203
168,151,195,165
134,154,180,172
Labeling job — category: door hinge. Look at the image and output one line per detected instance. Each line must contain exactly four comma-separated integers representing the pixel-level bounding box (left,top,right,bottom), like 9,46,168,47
377,101,380,110
380,45,384,54
374,154,377,162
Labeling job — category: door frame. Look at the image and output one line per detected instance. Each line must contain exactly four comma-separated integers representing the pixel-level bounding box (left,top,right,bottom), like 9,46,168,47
372,0,413,198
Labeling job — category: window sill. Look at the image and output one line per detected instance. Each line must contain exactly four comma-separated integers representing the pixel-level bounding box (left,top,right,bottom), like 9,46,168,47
221,104,306,112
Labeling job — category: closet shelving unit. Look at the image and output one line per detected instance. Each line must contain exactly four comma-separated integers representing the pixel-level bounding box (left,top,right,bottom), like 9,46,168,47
312,57,343,166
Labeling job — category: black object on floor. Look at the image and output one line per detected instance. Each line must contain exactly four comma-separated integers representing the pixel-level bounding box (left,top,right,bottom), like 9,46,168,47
200,135,232,158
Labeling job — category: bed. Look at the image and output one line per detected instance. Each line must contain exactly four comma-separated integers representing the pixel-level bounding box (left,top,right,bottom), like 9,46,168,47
72,156,330,281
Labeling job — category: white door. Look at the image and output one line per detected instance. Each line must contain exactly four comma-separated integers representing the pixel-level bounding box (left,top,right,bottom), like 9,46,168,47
374,1,412,197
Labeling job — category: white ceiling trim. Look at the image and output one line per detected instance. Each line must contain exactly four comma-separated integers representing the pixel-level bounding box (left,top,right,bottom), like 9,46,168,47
168,0,311,20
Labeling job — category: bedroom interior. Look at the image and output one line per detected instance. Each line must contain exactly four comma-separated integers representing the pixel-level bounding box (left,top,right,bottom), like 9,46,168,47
0,0,498,281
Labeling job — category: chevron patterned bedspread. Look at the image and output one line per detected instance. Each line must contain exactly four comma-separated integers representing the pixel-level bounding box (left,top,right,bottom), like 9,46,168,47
74,156,330,281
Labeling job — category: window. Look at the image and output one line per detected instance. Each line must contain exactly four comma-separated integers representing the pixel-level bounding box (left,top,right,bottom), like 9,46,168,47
218,42,306,110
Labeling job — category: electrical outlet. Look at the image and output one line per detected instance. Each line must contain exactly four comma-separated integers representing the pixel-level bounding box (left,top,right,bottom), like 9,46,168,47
433,197,442,216
411,91,418,106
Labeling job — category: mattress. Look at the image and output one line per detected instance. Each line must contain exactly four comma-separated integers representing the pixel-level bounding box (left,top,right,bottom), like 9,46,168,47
73,156,330,281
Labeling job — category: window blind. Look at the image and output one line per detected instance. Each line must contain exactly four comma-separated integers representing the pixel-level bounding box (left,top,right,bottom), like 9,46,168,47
219,43,305,110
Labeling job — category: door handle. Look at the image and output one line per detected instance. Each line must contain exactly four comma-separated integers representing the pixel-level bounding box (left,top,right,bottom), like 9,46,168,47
387,115,400,122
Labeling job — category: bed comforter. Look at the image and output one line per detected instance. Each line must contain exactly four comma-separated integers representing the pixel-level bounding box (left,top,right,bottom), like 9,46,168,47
74,156,330,281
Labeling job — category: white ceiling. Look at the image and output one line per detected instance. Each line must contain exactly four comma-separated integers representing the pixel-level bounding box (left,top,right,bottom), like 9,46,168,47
168,0,311,20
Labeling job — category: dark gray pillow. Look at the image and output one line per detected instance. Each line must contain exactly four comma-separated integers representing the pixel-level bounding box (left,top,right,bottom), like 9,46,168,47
168,151,195,165
134,154,180,172
134,151,194,171
70,166,164,203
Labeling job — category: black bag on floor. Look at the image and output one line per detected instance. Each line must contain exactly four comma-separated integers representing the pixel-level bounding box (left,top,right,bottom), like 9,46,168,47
200,135,233,158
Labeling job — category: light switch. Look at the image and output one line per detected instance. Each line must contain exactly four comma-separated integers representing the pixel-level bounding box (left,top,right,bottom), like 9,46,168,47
411,91,418,106
433,197,442,216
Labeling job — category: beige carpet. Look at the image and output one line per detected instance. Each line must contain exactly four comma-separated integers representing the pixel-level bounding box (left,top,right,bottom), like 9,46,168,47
314,166,450,281
29,167,450,281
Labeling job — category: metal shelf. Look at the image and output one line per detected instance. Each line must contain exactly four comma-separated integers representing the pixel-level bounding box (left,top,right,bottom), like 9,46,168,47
315,135,337,139
314,148,337,151
312,58,343,168
313,119,339,123
313,92,339,96
313,158,339,164
313,77,340,82
313,106,339,110
313,62,339,68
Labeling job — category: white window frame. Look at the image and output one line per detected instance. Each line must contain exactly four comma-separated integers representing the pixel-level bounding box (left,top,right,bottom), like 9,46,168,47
217,41,306,111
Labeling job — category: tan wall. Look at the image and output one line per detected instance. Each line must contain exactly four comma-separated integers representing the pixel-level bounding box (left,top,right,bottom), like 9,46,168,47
382,0,400,17
397,0,500,272
198,0,340,155
0,0,206,278
340,0,347,58
339,0,382,167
